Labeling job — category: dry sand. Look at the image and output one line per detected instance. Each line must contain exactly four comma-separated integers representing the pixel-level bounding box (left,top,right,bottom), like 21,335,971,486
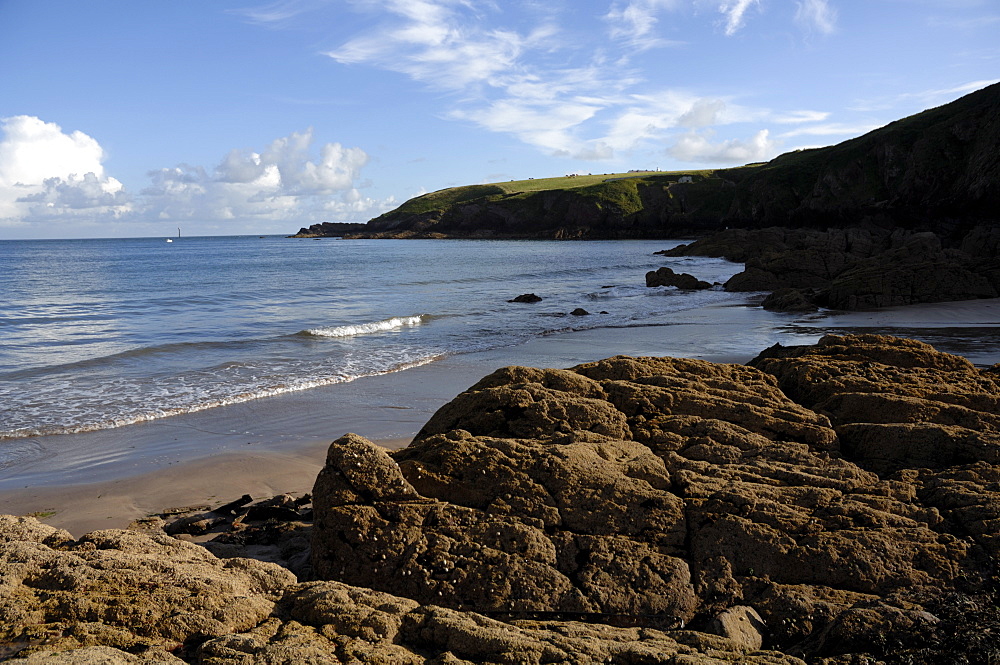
0,438,409,537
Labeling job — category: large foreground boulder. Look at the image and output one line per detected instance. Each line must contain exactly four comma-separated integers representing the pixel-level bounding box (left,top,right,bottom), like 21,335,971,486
312,334,1000,663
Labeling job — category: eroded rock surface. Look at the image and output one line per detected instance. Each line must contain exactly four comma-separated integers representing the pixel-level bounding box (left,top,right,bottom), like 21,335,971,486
0,518,800,663
664,225,1000,310
0,515,294,662
3,334,999,663
311,334,1000,663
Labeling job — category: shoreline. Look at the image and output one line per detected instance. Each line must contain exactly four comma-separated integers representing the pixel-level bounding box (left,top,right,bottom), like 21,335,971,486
2,297,999,537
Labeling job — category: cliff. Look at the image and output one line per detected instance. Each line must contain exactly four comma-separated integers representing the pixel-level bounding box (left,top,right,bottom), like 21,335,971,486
3,334,1000,663
297,82,1000,240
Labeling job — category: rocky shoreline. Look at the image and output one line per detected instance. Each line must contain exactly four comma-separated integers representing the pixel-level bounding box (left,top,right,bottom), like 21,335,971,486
660,224,1000,311
3,334,999,663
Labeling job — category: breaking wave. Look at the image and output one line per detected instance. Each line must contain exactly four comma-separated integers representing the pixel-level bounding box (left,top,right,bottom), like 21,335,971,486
304,315,427,338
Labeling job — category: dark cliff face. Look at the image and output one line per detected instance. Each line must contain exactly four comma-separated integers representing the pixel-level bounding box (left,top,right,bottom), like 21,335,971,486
308,82,999,240
717,81,1000,233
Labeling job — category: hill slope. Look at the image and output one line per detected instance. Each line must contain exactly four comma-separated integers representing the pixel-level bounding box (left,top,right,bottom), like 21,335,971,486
295,82,999,239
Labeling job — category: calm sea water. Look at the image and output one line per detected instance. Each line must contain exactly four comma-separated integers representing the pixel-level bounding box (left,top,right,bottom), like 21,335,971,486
0,236,748,466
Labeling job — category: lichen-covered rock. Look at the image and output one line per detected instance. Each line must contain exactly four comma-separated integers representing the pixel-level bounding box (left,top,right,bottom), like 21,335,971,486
308,334,1000,663
200,580,806,665
0,515,295,661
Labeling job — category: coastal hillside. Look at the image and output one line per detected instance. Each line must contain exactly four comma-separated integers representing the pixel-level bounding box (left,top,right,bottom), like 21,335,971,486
296,169,735,239
295,82,999,240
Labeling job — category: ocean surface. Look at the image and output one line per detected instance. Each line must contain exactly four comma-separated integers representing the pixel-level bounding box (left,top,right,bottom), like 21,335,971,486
0,235,754,469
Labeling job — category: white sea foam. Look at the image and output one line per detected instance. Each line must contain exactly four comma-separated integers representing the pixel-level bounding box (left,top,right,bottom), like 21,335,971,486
0,354,442,442
305,315,426,338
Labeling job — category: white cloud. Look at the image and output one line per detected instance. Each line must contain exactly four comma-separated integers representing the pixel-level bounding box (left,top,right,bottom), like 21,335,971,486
326,0,538,92
778,122,883,138
140,128,378,222
0,115,131,224
794,0,837,34
718,0,759,36
772,110,831,124
677,98,727,128
1,117,388,229
605,0,683,49
236,0,331,25
316,0,856,164
849,78,1000,113
668,128,779,164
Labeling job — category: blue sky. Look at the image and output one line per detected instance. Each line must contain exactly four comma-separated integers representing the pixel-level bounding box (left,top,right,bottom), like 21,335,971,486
0,0,997,239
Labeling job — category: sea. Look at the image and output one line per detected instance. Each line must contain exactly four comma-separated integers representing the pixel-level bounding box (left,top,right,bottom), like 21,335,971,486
0,236,759,468
4,235,1000,485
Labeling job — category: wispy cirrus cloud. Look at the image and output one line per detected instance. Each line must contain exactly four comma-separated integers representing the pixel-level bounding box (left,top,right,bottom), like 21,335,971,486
794,0,837,35
605,0,684,49
778,122,883,139
849,78,1000,112
317,0,841,164
718,0,759,36
326,0,550,92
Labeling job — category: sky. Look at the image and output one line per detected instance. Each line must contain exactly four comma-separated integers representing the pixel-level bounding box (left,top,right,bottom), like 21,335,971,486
0,0,997,239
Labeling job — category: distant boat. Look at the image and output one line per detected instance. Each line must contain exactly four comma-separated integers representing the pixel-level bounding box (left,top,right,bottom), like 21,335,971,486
166,227,180,243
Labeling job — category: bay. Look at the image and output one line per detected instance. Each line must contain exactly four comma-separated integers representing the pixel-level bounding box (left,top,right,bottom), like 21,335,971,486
0,235,748,465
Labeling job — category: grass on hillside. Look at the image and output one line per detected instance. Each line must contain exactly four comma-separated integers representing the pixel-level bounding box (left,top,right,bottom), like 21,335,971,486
497,169,716,194
378,169,720,220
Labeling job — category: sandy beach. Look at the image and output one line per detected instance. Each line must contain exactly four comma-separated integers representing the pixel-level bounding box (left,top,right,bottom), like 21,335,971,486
3,297,999,537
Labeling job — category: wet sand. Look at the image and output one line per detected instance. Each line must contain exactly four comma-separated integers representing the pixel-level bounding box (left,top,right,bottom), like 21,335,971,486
3,297,999,537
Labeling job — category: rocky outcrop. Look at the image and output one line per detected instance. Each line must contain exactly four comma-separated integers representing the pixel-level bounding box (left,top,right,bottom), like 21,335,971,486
310,335,1000,663
0,519,803,663
4,334,1000,663
290,222,369,237
645,266,713,289
664,225,1000,310
761,288,818,312
0,515,295,662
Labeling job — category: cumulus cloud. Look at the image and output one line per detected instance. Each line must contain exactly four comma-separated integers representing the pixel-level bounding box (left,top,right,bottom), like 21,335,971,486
677,98,728,128
140,128,377,221
668,128,779,164
0,115,131,223
795,0,837,34
1,117,385,230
